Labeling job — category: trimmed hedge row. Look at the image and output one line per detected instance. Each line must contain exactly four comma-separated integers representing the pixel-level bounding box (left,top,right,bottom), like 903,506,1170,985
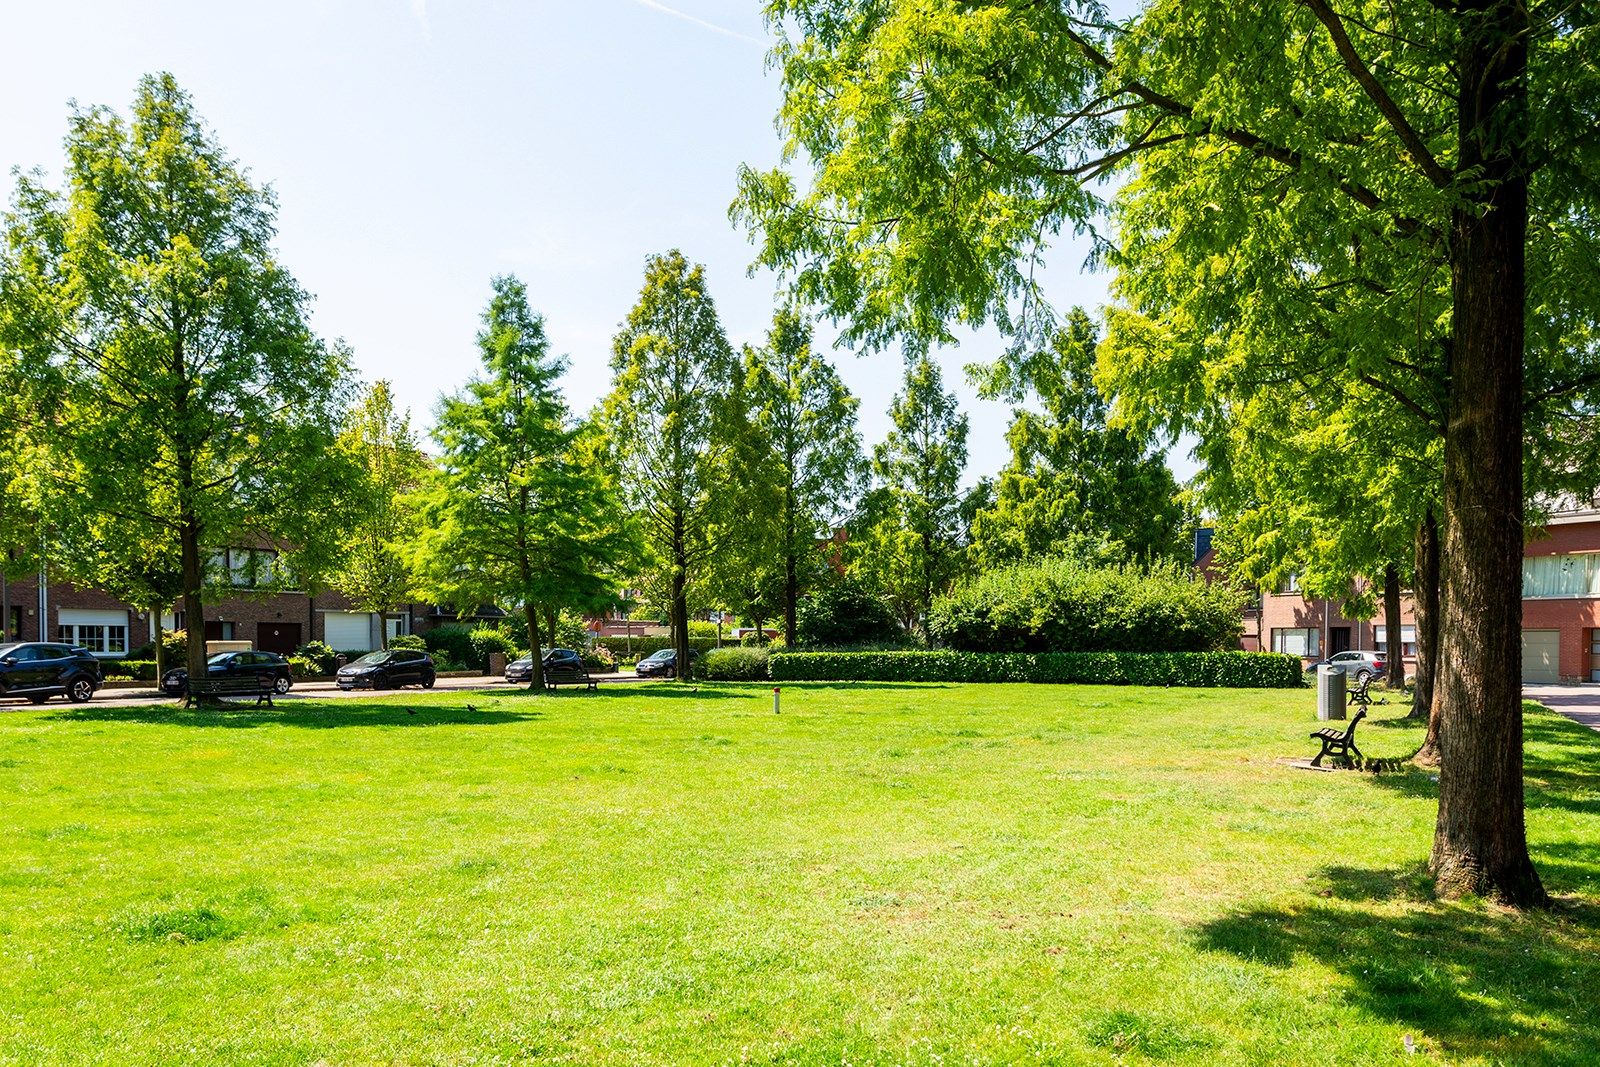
702,647,770,681
767,650,1302,688
597,635,719,659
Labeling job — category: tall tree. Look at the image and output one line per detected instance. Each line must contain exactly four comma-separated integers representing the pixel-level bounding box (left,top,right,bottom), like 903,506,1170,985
334,380,427,647
734,1,1600,906
741,309,865,641
409,276,638,691
968,309,1185,568
599,251,740,678
871,356,969,634
0,73,350,691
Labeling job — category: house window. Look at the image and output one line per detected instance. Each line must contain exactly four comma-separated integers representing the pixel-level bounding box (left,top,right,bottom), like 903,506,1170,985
57,610,129,656
1275,574,1302,595
213,548,281,588
1272,627,1320,657
1523,553,1600,598
1375,625,1418,657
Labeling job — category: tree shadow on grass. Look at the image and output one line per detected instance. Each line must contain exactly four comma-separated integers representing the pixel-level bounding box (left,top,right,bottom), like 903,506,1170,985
1194,867,1600,1064
45,702,542,729
762,681,956,692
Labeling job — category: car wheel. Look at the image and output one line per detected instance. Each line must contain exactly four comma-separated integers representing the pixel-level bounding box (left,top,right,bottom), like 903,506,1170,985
373,671,390,690
67,677,95,703
273,675,292,695
423,673,435,689
1356,669,1374,684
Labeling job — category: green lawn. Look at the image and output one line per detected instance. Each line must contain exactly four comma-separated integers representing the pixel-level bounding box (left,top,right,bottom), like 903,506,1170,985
2,683,1597,1065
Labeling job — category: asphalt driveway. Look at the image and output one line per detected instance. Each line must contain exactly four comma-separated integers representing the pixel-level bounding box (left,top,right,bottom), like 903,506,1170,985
1524,684,1600,733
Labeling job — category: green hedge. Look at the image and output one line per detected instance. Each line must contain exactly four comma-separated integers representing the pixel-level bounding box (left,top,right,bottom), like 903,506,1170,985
702,647,770,681
767,650,1302,688
103,659,159,681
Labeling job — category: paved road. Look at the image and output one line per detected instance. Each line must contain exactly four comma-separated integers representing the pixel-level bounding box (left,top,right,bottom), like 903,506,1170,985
1524,683,1600,733
4,672,652,711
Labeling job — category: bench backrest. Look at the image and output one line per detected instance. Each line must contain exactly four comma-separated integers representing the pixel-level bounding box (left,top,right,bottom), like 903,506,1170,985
192,675,273,693
1343,708,1366,738
545,664,591,682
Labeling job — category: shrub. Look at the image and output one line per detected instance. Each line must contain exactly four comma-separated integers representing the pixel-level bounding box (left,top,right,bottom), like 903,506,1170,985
389,634,427,652
296,641,338,675
287,656,319,681
767,650,1301,688
423,625,479,670
928,556,1245,653
103,659,159,681
468,628,521,672
795,578,901,647
596,635,719,659
703,647,770,681
161,629,188,664
581,645,616,671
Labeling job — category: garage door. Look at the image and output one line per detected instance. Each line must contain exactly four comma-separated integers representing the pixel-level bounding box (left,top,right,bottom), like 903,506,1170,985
1522,630,1560,684
322,611,376,652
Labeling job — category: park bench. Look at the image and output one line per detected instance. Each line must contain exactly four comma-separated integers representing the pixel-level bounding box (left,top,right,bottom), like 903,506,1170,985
543,662,597,691
1309,708,1365,768
1348,676,1373,707
188,674,276,707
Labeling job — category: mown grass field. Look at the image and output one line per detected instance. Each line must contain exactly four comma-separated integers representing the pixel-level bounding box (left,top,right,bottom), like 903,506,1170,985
2,682,1597,1065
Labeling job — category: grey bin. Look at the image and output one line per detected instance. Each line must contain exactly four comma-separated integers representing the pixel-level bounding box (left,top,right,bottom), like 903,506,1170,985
1316,665,1347,721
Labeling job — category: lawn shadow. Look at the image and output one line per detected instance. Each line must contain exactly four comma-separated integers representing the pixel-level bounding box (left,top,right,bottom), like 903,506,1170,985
1194,868,1600,1063
591,685,747,700
764,681,956,692
46,702,542,729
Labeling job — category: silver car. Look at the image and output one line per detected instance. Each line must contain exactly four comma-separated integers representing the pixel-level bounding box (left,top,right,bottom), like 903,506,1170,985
1313,650,1389,684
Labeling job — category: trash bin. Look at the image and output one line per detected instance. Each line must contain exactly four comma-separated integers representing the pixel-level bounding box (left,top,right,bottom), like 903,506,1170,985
1317,665,1346,721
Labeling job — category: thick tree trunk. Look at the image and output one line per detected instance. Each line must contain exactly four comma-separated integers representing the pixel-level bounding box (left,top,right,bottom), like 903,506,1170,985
1411,510,1443,765
1429,0,1544,907
179,514,207,700
784,484,798,645
672,513,691,681
523,600,546,691
1383,563,1405,688
151,607,165,682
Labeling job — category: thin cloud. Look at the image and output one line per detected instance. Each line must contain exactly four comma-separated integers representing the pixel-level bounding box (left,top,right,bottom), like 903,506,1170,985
410,0,431,39
628,0,764,46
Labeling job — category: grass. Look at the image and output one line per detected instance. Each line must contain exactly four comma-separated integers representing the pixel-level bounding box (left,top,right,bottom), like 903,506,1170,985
1,682,1597,1065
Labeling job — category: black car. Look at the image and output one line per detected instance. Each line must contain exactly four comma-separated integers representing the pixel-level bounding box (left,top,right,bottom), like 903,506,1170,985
0,642,102,704
336,649,436,690
162,651,294,697
505,647,582,683
634,647,697,678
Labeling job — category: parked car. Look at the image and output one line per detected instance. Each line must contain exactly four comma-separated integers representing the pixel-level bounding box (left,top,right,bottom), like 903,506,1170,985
162,650,294,697
634,647,697,678
1306,650,1388,684
505,648,583,683
0,642,102,704
336,649,436,690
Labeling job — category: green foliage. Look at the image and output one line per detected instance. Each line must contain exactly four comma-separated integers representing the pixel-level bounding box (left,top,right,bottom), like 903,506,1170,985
286,656,319,681
795,577,902,648
388,634,427,652
599,250,741,664
295,640,337,675
161,630,189,666
967,312,1187,568
407,276,640,688
104,660,159,682
332,381,427,619
421,625,478,670
768,650,1301,688
928,555,1245,654
468,628,522,672
702,647,771,681
0,74,352,679
595,635,719,659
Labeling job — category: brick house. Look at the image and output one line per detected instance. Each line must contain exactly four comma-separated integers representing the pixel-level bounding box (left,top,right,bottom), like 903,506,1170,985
0,544,493,658
1243,506,1600,684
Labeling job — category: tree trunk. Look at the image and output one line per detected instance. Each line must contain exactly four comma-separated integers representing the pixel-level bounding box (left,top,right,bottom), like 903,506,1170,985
784,484,798,644
1411,510,1443,765
1383,563,1405,688
1429,0,1544,907
672,510,691,681
178,514,208,702
151,606,165,682
523,600,546,692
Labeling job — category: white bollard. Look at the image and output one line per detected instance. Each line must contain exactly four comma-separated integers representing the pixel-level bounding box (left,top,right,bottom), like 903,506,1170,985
773,686,781,714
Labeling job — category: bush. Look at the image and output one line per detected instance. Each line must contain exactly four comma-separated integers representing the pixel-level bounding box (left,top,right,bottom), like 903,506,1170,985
703,647,770,681
581,645,616,671
422,625,479,670
767,650,1302,688
928,556,1245,653
104,659,158,681
389,634,427,652
161,629,188,664
287,656,319,681
468,628,521,673
296,640,338,675
596,635,719,659
795,579,901,647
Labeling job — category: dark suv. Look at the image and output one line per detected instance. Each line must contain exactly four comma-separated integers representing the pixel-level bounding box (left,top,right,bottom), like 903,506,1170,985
0,642,102,704
162,651,294,697
336,649,436,690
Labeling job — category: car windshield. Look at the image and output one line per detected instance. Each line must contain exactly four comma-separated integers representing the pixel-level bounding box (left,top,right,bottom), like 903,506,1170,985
206,653,235,664
511,655,532,666
0,643,18,658
353,651,393,666
644,649,672,661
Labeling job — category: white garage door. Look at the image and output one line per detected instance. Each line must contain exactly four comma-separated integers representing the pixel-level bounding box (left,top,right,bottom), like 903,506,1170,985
1522,630,1560,684
323,611,376,652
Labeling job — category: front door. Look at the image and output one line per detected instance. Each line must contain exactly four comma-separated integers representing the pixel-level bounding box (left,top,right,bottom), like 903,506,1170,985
1330,627,1352,655
258,622,302,657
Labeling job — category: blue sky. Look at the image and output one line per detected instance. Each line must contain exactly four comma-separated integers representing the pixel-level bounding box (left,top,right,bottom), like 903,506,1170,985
0,0,1145,484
